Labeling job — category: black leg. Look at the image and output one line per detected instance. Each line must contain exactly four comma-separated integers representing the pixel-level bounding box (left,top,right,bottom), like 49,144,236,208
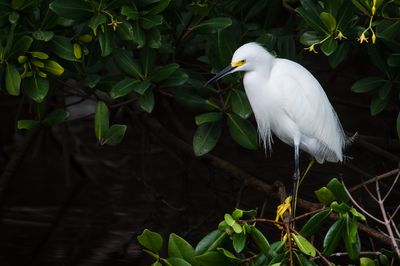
291,144,300,221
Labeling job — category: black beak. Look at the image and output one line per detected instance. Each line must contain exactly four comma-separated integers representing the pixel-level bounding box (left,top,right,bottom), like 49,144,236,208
205,65,236,86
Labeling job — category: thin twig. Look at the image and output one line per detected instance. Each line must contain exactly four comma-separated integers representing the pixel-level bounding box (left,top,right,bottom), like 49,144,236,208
349,169,399,192
383,171,400,202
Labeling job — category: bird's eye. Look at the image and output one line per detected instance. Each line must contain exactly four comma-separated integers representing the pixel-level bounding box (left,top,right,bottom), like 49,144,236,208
241,60,246,63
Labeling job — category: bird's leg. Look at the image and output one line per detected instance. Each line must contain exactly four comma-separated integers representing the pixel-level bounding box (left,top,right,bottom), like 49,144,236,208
299,159,315,186
291,144,300,223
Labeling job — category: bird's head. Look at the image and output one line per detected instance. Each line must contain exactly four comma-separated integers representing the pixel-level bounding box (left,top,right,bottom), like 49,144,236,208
205,42,272,85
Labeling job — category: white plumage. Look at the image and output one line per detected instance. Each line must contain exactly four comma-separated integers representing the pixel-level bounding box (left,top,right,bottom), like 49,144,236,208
232,43,346,163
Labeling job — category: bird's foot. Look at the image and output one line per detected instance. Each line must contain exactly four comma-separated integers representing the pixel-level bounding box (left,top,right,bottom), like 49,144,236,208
275,196,292,229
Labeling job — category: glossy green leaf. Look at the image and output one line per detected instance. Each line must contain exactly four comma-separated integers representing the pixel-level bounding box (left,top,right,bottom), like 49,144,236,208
94,101,109,142
140,47,156,77
230,89,252,119
98,26,112,57
147,27,161,49
171,88,209,109
191,17,232,33
164,258,191,266
351,0,370,15
137,229,163,253
113,48,143,79
17,120,40,130
249,226,270,256
350,207,366,221
132,20,145,48
232,233,246,253
224,213,235,226
110,78,138,99
193,122,221,156
329,42,350,68
326,178,349,203
378,82,391,100
43,109,69,126
299,31,324,46
9,35,33,58
151,63,179,83
330,201,351,214
148,0,171,14
376,20,400,40
51,36,79,62
320,37,337,56
88,14,107,35
195,230,227,255
300,209,332,237
296,7,329,34
291,233,316,257
151,260,162,266
24,76,49,103
370,96,389,116
43,60,64,76
320,12,336,32
323,218,345,255
195,112,222,126
49,0,92,20
387,53,400,67
231,223,243,234
121,5,139,20
105,124,127,146
116,21,134,40
217,248,241,262
138,88,154,113
168,234,196,264
351,77,386,93
195,251,234,266
343,215,361,260
227,114,258,150
159,70,189,87
32,31,54,42
141,15,163,29
11,0,25,9
360,257,376,266
314,187,335,206
5,63,21,96
232,209,243,220
134,80,151,95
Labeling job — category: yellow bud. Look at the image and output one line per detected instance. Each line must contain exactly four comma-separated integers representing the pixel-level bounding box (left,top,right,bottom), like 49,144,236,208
37,70,47,78
30,51,49,60
372,6,376,15
31,59,45,68
77,34,93,43
17,55,27,64
372,32,376,44
73,43,82,59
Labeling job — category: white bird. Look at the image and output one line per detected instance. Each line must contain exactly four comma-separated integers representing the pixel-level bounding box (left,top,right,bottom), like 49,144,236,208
206,42,348,216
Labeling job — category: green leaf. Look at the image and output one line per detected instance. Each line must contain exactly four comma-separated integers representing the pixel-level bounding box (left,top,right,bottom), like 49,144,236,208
11,0,25,9
231,223,243,234
151,63,179,83
140,47,156,78
51,36,79,62
147,27,161,49
117,21,134,41
376,20,400,40
121,5,139,20
164,258,191,266
397,112,400,139
138,88,154,113
32,31,54,42
387,53,400,67
224,213,235,226
9,35,33,58
351,77,386,93
299,31,324,46
151,260,162,266
193,122,221,156
148,0,171,14
49,0,92,20
351,0,370,15
227,114,258,150
195,251,234,266
88,15,107,35
43,60,64,76
159,70,189,87
350,207,366,221
360,257,376,266
137,229,163,253
110,78,138,99
171,88,209,109
98,26,112,57
9,12,19,24
105,124,127,146
232,233,246,253
343,215,360,260
300,209,332,237
326,178,350,203
314,187,335,206
191,17,232,33
378,82,391,100
232,209,243,220
249,226,270,256
141,15,163,29
24,76,49,103
330,201,351,214
43,109,69,126
323,218,345,255
195,112,222,126
370,96,389,116
320,37,337,56
230,89,252,119
94,101,109,142
132,20,145,48
17,120,40,130
168,234,196,264
113,48,143,79
5,63,21,96
195,230,227,255
134,80,151,95
296,7,329,34
329,42,350,68
291,233,316,257
319,12,336,32
217,248,241,261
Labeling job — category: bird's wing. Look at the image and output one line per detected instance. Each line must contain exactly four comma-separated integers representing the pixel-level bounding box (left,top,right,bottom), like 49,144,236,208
270,59,346,161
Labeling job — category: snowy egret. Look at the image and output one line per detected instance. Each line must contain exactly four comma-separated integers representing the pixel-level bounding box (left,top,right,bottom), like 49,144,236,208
206,42,347,217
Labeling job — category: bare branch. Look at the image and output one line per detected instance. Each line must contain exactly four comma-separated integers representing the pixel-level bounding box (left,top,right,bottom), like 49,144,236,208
349,169,400,192
383,171,400,202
